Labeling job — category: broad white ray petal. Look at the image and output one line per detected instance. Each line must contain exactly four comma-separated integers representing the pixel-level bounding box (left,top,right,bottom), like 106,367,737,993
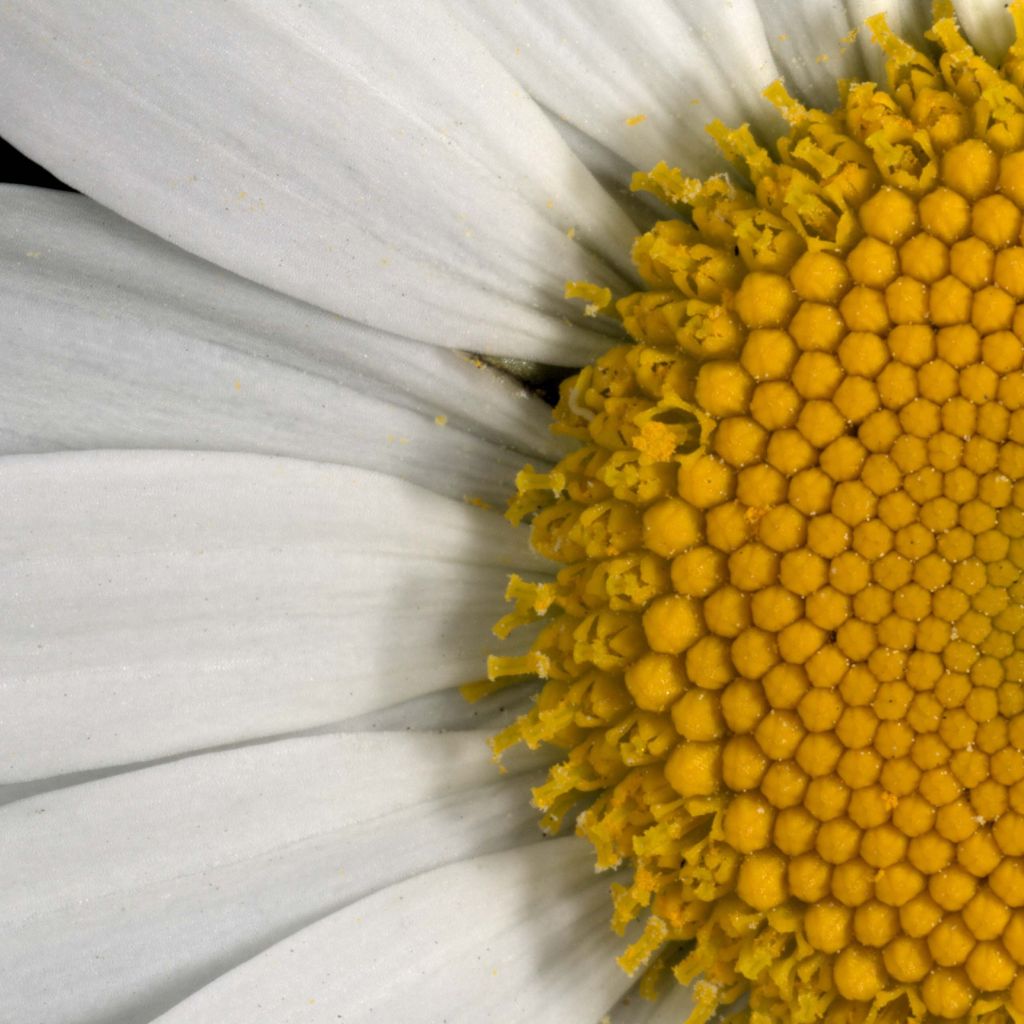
0,186,564,505
447,0,788,179
0,451,544,781
0,2,638,364
154,838,632,1024
3,731,540,1024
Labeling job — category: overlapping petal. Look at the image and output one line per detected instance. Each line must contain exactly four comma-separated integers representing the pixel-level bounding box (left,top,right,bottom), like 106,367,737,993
2,731,541,1024
0,1,640,364
0,186,563,505
955,0,1016,62
445,0,787,178
153,838,633,1024
445,1,1004,182
0,450,546,781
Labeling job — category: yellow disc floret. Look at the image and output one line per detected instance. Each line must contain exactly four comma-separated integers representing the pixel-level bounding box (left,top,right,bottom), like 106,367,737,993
489,6,1024,1024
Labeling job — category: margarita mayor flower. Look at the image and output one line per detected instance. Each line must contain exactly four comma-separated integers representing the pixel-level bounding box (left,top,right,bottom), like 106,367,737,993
494,9,1024,1024
6,2,1024,1023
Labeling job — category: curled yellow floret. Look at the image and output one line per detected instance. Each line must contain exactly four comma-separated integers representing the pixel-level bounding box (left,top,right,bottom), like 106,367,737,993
491,6,1024,1023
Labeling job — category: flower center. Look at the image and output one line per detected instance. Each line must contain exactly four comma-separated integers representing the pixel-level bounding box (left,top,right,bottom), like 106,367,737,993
487,8,1024,1024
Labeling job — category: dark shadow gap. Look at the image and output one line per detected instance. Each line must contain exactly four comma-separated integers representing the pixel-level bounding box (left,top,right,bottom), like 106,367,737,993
0,136,74,191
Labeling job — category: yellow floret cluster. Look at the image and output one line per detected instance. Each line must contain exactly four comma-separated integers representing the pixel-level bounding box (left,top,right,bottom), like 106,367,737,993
486,7,1024,1024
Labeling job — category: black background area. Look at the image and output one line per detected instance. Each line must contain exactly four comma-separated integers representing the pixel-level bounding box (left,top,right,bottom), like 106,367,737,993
1,138,73,190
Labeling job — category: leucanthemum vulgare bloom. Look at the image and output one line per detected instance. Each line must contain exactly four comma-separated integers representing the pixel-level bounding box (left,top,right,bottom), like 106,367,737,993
495,5,1024,1022
4,2,1024,1023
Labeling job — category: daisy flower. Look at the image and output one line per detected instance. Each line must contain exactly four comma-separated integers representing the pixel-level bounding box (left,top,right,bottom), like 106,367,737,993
4,2,1024,1023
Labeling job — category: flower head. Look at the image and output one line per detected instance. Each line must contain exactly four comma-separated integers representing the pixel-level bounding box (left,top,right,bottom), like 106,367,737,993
499,7,1024,1022
4,2,1024,1023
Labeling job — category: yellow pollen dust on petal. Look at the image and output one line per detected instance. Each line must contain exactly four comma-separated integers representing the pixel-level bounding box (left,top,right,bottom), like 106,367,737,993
488,5,1024,1024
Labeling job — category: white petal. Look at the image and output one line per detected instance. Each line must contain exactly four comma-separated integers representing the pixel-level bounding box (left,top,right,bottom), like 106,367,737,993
956,0,1014,64
0,2,638,364
0,185,564,505
447,0,788,178
446,1,933,187
3,731,540,1024
1,450,544,780
154,837,631,1024
746,1,865,111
